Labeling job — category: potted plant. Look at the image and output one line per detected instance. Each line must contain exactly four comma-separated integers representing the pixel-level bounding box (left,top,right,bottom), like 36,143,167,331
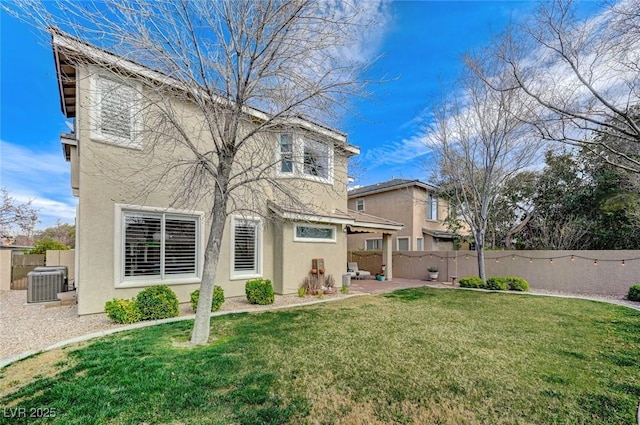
428,266,439,281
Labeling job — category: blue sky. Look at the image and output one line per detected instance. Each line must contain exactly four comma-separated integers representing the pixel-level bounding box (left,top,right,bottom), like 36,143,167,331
0,1,604,230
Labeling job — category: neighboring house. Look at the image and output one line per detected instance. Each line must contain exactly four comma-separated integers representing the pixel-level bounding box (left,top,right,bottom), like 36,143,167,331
347,179,461,252
51,30,402,315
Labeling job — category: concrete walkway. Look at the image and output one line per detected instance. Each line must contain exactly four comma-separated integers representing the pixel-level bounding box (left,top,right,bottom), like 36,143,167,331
2,278,638,370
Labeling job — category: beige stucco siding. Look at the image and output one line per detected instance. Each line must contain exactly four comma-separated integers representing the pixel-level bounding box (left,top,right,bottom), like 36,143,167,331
72,66,351,314
278,222,347,294
347,188,416,250
347,185,453,252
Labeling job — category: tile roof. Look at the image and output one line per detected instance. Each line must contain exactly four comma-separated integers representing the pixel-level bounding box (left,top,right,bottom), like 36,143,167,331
348,179,437,198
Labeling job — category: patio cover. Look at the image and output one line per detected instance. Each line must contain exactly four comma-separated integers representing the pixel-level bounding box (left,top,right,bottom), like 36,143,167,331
267,201,403,232
422,228,457,240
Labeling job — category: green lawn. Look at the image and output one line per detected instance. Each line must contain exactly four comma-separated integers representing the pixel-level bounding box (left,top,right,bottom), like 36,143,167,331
1,288,639,424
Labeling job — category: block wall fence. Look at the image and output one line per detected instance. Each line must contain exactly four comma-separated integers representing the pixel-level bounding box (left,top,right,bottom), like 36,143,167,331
348,250,640,297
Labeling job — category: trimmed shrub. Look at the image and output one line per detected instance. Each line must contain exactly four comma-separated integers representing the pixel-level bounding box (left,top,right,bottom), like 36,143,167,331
104,298,141,324
459,276,485,289
505,276,530,292
486,277,509,291
136,285,179,320
628,284,640,302
245,278,275,305
190,286,225,313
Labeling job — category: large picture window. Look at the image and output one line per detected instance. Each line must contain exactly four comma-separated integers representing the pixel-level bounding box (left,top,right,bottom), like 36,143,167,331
121,210,200,282
91,74,141,148
232,217,262,278
276,133,333,183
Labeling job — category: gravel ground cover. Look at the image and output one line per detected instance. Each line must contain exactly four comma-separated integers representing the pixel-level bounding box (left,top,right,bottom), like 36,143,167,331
0,289,351,360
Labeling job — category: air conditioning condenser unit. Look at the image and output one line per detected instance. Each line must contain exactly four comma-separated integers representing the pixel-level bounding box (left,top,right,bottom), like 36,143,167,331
27,270,65,303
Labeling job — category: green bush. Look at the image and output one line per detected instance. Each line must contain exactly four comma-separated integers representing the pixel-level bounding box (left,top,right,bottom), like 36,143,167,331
104,298,141,324
628,284,640,302
136,285,179,320
504,276,530,292
459,276,485,289
486,277,509,291
26,237,69,254
245,278,275,305
190,286,225,313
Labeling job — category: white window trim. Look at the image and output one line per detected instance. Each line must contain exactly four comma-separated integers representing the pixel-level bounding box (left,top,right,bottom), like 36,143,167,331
293,223,336,243
230,215,263,280
275,133,334,185
90,69,143,150
355,198,365,212
114,204,204,288
396,237,410,251
365,238,382,251
416,237,424,251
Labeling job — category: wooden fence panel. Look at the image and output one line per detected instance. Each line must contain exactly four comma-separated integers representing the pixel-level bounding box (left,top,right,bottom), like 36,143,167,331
10,253,45,290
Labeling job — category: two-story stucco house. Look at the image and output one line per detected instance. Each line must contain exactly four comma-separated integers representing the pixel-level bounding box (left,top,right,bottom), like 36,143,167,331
52,30,402,315
347,179,460,252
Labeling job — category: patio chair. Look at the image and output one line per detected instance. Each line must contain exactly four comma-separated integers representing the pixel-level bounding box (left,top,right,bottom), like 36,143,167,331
347,262,371,280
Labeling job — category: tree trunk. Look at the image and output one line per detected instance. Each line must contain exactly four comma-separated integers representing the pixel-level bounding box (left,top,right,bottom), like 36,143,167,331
190,159,232,345
190,202,227,345
475,229,486,283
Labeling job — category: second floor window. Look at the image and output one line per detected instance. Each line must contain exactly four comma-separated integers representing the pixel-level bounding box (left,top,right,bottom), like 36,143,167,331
303,139,329,179
92,74,141,148
355,199,365,212
427,193,438,220
277,133,333,184
280,134,294,173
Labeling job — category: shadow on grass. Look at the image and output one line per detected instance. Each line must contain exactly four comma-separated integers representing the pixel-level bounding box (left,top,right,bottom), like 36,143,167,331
383,287,437,301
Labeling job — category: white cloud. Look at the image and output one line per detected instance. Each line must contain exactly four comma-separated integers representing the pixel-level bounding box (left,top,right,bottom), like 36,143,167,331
0,140,68,175
363,132,432,167
330,0,392,65
0,139,77,229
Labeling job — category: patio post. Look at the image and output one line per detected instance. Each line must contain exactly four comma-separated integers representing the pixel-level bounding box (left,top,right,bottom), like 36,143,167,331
382,233,393,281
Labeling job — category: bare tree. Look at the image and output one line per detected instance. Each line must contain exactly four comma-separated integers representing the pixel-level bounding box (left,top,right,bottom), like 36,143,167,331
427,62,542,282
519,213,591,250
0,188,39,238
6,0,384,344
479,0,640,173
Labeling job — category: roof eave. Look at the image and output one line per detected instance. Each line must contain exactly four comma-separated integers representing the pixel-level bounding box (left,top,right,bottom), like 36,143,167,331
49,28,355,146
